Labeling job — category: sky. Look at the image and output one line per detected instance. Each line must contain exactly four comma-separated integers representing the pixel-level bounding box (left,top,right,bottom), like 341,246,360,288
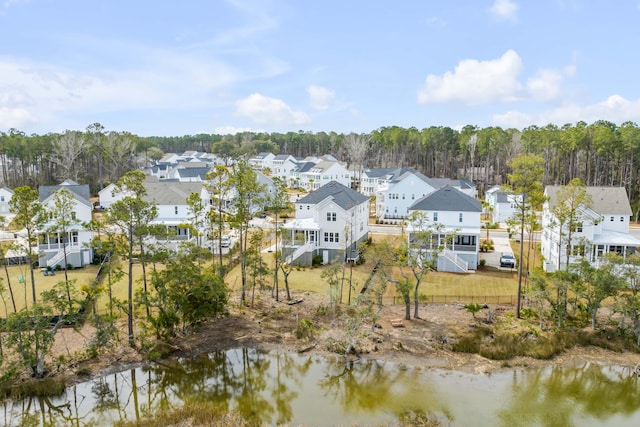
1,0,640,137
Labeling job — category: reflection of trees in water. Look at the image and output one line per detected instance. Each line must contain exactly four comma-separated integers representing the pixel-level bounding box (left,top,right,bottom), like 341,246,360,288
498,363,640,427
318,359,434,417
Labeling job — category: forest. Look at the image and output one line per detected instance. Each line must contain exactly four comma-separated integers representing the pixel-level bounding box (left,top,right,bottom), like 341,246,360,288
2,120,640,215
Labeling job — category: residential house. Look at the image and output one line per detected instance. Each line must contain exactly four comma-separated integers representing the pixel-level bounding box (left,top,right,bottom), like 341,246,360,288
375,168,439,220
248,152,276,170
0,186,14,214
360,168,396,196
271,154,298,182
407,185,482,272
38,180,94,268
484,185,521,224
142,181,206,251
295,160,353,191
541,186,640,272
281,181,369,266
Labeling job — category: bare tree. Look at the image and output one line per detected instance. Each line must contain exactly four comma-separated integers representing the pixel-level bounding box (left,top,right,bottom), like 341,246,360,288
49,130,87,181
343,133,369,191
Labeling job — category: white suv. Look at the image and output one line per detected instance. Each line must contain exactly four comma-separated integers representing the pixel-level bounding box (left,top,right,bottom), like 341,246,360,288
500,252,515,268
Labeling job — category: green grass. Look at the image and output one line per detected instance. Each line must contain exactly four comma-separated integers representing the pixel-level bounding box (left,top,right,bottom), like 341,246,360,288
225,252,517,303
0,264,100,317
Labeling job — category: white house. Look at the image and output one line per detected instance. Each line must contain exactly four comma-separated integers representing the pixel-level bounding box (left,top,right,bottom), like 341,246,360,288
142,181,205,250
485,185,521,224
38,180,94,268
407,185,482,272
271,154,298,182
0,186,14,214
248,152,276,170
541,186,640,272
295,161,353,191
360,168,396,196
281,181,369,266
375,168,438,220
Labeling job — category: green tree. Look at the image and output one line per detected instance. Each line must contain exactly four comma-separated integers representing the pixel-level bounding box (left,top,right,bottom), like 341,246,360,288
269,177,289,301
551,178,591,271
507,153,546,318
45,188,78,289
229,160,266,304
9,186,46,305
105,170,158,346
571,259,622,330
204,165,232,274
405,211,446,319
612,254,640,344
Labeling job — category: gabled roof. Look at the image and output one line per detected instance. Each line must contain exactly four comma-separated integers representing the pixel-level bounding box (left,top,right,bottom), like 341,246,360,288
409,185,482,212
39,182,91,206
273,154,293,161
255,152,273,159
310,160,341,173
143,182,204,205
297,181,368,210
294,162,317,173
545,186,632,215
386,167,432,186
176,167,211,178
363,168,397,178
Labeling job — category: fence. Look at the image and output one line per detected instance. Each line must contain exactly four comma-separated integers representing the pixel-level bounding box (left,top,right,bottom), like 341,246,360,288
381,295,518,305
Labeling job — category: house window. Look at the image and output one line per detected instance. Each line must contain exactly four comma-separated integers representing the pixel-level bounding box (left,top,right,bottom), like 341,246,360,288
323,232,340,243
459,213,463,223
307,205,310,210
621,216,625,222
0,196,4,202
610,216,614,222
433,212,438,221
571,222,583,233
411,194,415,200
299,205,302,210
327,212,337,222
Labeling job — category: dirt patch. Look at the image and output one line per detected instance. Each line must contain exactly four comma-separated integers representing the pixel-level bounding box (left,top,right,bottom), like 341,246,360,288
52,290,640,386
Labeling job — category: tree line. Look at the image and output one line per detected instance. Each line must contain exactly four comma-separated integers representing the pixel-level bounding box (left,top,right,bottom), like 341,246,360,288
3,120,640,212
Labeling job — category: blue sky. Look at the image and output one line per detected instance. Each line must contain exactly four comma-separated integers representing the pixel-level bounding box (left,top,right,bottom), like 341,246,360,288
1,0,640,136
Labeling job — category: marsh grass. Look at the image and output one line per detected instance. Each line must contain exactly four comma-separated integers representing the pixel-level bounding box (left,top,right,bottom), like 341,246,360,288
452,324,640,361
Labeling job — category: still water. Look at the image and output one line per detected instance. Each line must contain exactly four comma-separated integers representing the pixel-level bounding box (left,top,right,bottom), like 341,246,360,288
3,348,640,426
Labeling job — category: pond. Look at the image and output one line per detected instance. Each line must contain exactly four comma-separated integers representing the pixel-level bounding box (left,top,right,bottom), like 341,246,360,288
3,348,640,426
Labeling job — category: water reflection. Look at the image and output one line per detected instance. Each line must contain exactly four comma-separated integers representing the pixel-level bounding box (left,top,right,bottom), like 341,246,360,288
2,350,640,426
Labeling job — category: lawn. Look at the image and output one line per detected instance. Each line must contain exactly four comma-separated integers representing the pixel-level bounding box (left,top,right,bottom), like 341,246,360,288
0,264,101,317
225,252,518,305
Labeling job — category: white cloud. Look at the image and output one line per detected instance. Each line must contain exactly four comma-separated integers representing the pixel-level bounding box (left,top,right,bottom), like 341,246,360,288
307,85,335,110
235,93,310,125
418,50,523,105
526,69,564,101
213,125,258,135
492,95,640,128
490,0,518,21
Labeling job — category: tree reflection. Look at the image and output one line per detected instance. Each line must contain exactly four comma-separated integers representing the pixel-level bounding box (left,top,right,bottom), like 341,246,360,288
498,363,640,427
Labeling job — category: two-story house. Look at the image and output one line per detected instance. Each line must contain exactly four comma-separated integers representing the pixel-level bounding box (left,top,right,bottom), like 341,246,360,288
248,152,276,170
281,181,369,266
485,185,521,224
38,180,94,268
375,168,438,221
407,185,482,272
541,186,640,272
271,154,298,181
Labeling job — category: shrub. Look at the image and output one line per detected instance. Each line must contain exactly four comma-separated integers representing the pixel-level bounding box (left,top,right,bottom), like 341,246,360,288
312,255,323,266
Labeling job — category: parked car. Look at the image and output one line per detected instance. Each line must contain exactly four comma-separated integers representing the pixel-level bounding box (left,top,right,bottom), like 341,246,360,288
220,235,231,247
500,252,516,268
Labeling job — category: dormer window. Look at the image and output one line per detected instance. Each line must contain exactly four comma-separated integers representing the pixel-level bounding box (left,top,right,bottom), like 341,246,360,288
175,206,179,215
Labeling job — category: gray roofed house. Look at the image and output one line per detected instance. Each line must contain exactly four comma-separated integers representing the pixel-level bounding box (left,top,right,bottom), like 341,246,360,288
409,185,482,213
298,181,368,210
282,181,370,266
142,181,204,206
407,185,482,273
39,181,91,206
541,185,640,272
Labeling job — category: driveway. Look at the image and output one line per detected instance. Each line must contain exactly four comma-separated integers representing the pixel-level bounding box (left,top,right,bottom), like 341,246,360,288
481,235,517,271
